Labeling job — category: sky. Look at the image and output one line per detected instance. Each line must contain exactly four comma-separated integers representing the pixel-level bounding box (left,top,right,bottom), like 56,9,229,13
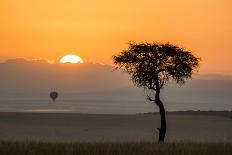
0,0,231,74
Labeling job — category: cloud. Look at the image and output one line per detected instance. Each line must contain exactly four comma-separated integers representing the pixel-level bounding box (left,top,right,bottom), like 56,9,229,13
0,59,132,94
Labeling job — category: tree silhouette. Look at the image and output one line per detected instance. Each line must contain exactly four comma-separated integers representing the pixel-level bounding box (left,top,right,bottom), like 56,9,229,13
113,42,200,142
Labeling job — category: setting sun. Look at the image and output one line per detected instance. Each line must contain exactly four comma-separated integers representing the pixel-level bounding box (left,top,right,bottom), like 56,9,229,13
60,54,84,64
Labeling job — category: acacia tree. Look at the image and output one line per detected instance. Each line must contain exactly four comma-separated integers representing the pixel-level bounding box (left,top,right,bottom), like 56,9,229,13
113,42,200,142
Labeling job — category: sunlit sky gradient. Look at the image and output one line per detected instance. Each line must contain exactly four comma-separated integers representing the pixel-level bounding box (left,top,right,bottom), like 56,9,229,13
0,0,231,74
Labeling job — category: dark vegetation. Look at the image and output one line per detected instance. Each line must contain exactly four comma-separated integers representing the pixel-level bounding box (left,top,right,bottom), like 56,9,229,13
113,42,200,142
139,111,232,119
0,141,231,155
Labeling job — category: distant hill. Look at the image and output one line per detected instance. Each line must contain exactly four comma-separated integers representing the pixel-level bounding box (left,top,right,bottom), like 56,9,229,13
0,59,232,111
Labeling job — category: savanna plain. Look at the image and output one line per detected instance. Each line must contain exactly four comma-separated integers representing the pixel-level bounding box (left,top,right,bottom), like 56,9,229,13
0,111,231,155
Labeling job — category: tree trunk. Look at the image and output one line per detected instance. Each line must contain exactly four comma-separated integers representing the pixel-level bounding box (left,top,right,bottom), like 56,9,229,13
155,90,166,143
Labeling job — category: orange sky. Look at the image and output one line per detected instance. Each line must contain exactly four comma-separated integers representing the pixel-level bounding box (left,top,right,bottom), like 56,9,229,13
0,0,231,74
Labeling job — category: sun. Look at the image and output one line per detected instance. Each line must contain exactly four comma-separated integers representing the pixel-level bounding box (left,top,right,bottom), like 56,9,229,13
60,54,84,64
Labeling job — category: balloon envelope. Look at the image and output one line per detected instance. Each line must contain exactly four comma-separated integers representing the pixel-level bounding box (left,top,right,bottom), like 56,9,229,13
50,91,58,101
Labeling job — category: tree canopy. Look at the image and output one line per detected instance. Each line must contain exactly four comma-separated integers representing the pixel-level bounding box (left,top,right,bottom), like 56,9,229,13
113,42,200,91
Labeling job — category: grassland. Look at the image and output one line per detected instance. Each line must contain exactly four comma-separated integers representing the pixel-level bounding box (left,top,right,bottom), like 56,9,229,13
1,112,231,142
0,141,231,155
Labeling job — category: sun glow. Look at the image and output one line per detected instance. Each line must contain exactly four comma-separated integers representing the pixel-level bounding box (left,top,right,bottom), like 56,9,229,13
60,54,84,64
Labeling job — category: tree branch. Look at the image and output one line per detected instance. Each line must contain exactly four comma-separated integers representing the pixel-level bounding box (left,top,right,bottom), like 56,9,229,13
148,87,156,91
159,80,165,88
147,95,155,102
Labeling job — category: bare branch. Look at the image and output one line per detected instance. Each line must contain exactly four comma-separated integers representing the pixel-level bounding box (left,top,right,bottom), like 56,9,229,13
147,95,155,102
148,87,156,91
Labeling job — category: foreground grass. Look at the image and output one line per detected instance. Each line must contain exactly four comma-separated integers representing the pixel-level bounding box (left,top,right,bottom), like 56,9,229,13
0,141,231,155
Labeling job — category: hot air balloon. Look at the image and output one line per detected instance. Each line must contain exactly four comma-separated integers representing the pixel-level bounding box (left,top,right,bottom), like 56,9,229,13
50,91,58,101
